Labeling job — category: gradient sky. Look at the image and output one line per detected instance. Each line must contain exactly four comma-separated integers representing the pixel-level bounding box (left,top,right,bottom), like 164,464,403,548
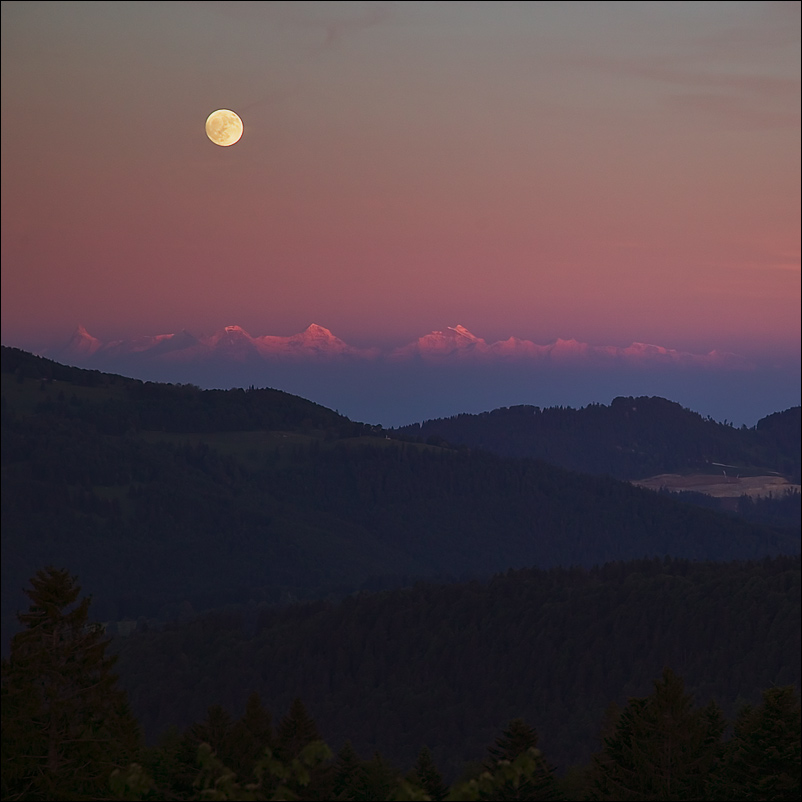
2,1,800,361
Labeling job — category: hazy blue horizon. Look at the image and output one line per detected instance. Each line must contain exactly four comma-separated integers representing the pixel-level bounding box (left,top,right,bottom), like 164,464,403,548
9,341,798,429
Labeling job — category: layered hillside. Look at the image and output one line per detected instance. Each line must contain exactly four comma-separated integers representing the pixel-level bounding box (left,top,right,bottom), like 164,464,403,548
2,346,797,652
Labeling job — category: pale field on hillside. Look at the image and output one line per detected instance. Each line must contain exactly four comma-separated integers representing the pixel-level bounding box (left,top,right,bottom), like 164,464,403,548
632,473,800,499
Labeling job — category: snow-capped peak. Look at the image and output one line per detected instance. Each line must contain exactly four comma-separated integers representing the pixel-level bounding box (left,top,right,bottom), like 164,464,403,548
211,325,252,339
447,325,482,342
388,324,489,361
301,323,337,340
63,325,103,356
200,326,257,359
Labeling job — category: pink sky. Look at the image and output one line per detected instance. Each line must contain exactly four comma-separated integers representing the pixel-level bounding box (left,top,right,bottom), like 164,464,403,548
1,1,800,362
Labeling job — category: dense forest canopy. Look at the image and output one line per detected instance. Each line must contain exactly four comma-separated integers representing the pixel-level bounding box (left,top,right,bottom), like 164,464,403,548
3,562,800,800
114,555,801,779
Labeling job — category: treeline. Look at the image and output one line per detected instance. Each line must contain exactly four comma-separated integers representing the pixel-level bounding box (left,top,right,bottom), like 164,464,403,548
110,676,801,801
665,487,801,530
395,397,802,481
114,555,801,780
3,567,800,800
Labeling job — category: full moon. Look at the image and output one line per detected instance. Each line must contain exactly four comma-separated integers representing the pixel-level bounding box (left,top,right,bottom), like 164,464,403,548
205,109,243,147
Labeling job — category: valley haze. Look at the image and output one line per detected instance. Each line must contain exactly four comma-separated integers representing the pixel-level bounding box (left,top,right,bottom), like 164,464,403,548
21,322,802,428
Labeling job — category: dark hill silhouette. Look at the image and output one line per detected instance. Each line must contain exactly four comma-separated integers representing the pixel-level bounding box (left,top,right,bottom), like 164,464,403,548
0,346,360,434
395,397,801,482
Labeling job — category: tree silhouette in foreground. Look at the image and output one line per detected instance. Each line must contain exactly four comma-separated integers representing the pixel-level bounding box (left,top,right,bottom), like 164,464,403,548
479,718,561,800
3,563,800,800
588,667,724,800
1,567,140,800
332,741,363,799
707,685,802,801
409,746,449,801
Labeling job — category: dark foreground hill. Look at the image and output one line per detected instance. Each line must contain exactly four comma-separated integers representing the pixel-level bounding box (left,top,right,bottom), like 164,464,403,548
114,555,801,780
2,347,799,648
395,397,801,481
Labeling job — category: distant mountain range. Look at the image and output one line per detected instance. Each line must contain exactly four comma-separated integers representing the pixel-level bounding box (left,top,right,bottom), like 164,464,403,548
49,323,754,371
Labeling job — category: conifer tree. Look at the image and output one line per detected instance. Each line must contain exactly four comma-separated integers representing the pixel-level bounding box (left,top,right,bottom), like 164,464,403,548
141,725,187,799
352,751,401,801
485,719,540,767
482,718,561,800
708,685,801,801
228,691,274,780
409,745,448,801
272,697,333,798
275,697,322,762
185,704,235,766
589,667,725,800
333,741,363,799
0,566,140,800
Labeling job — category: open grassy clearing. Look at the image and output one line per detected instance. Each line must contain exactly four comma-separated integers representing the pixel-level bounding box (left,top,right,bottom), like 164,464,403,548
632,473,800,499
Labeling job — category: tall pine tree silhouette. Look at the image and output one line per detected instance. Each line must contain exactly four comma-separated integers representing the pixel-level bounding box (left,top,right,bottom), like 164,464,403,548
275,697,321,762
410,745,448,801
1,566,140,800
227,691,274,781
482,718,561,800
708,685,801,801
589,667,724,801
332,740,362,799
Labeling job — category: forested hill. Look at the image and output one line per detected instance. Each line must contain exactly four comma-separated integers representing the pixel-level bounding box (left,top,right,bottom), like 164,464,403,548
395,397,802,481
0,346,366,435
2,347,799,648
114,554,801,780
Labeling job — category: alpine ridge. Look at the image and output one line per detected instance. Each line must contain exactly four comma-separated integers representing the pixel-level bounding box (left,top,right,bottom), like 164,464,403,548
48,324,754,371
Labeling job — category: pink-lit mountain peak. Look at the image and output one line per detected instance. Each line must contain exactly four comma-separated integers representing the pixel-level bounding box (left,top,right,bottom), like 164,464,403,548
293,324,341,344
625,342,673,356
448,325,483,343
489,336,548,359
187,325,259,363
548,338,592,358
66,324,103,356
390,324,490,361
252,323,372,359
102,331,184,358
207,325,253,343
